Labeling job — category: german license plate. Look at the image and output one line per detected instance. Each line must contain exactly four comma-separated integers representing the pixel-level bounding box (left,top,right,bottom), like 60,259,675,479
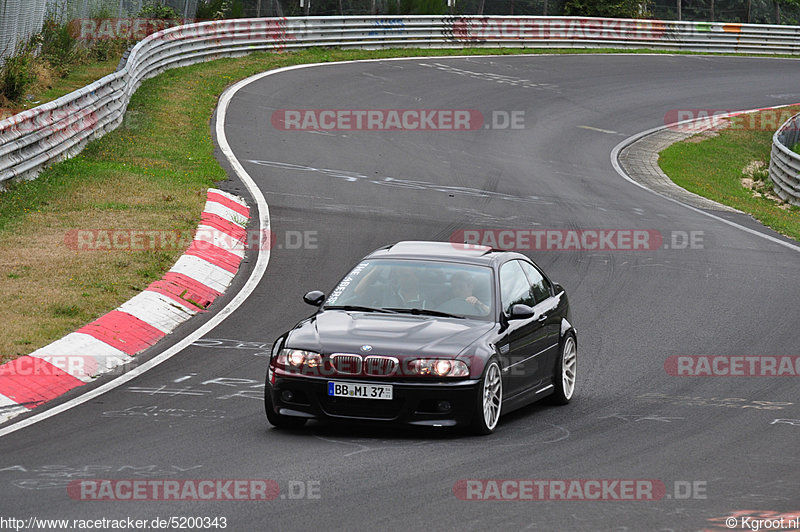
327,381,393,400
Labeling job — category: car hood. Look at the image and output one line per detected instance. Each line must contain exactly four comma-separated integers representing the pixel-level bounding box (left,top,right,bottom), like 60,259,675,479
287,310,493,358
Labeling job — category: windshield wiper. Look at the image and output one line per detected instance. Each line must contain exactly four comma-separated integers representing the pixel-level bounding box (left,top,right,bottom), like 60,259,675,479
385,308,465,319
324,305,398,314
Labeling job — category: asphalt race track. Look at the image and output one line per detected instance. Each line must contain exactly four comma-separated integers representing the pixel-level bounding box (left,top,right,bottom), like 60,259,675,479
1,54,800,531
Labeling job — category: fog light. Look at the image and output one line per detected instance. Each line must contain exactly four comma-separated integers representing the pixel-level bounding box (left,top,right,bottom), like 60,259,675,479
281,390,295,402
437,401,452,412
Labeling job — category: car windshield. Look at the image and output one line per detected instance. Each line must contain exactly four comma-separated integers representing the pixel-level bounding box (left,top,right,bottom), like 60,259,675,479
324,259,494,320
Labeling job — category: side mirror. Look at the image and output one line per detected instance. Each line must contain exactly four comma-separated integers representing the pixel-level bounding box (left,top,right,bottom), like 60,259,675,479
303,290,325,307
508,304,535,320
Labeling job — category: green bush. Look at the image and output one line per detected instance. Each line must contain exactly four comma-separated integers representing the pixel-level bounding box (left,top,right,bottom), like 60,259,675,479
139,1,181,20
88,39,129,62
0,3,138,104
229,0,245,17
40,17,85,77
0,47,38,102
89,3,114,20
84,4,133,63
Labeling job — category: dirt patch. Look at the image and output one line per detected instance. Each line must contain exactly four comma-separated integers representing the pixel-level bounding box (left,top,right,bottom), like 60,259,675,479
684,119,731,143
740,160,792,209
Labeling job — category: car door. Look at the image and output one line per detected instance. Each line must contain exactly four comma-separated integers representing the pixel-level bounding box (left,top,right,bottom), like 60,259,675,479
496,260,553,398
518,260,561,386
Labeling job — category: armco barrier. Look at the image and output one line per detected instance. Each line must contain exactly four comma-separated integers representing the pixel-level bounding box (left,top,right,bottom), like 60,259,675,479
3,15,800,187
769,113,800,206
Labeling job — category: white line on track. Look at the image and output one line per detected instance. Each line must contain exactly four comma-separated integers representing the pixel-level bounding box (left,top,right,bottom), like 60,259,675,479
577,125,625,136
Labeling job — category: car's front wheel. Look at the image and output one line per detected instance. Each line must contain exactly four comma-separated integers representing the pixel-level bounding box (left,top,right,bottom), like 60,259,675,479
550,334,577,405
470,358,503,435
264,385,307,429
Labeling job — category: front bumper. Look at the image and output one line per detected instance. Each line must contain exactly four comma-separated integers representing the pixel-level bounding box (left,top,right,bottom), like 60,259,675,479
268,374,481,427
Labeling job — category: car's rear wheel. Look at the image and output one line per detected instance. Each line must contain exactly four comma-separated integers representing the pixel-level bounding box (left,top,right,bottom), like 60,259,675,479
470,358,502,435
550,334,576,405
264,385,307,429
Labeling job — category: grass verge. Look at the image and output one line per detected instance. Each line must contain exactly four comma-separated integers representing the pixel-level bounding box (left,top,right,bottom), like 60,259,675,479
36,57,123,105
659,107,800,242
0,46,797,362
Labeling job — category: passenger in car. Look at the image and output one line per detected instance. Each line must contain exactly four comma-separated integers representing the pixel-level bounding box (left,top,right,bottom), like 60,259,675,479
441,271,490,316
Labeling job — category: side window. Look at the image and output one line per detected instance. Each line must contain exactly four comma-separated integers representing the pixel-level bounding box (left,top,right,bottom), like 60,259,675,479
499,261,535,314
519,261,552,304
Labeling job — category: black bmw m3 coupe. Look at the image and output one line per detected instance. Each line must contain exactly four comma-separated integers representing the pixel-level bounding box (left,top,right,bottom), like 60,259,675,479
265,241,577,434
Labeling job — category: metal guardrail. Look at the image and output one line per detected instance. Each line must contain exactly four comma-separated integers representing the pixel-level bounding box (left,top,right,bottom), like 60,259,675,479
769,113,800,206
4,15,800,187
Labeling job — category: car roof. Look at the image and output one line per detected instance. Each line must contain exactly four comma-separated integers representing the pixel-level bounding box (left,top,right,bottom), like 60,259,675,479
365,241,525,267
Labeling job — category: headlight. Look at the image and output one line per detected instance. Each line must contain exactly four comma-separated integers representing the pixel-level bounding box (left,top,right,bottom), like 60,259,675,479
434,360,452,375
277,349,322,368
411,359,469,377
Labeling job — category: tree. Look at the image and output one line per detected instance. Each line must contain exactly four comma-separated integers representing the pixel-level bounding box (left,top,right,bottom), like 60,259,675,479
775,0,800,23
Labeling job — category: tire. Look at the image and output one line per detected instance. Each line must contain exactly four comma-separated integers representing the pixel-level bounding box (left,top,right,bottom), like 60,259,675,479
264,385,307,429
470,358,503,435
550,334,577,405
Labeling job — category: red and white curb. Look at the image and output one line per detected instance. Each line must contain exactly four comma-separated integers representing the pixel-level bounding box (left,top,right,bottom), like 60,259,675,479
0,188,249,424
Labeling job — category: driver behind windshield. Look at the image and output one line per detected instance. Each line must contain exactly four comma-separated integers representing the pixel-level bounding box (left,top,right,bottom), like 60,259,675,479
440,271,490,316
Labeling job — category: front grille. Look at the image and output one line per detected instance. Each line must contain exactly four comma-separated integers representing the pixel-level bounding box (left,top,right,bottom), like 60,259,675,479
330,353,362,375
364,356,398,376
320,396,404,420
